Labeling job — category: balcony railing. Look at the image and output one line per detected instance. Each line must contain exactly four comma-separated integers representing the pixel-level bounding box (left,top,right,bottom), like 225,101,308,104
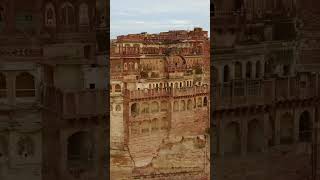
212,76,318,109
125,85,209,100
41,86,108,118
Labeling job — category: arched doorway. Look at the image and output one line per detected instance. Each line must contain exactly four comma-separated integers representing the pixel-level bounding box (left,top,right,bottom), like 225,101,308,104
16,72,35,97
280,113,294,144
0,73,6,98
223,65,230,82
212,66,219,83
299,111,312,142
224,122,241,155
131,103,139,117
67,131,94,168
247,119,264,153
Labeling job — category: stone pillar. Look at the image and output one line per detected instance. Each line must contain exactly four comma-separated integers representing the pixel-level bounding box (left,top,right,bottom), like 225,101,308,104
60,131,68,178
275,109,280,145
7,72,15,105
229,63,234,81
316,73,319,96
263,112,269,152
241,116,247,157
95,126,104,179
261,60,265,77
294,109,300,143
219,66,224,83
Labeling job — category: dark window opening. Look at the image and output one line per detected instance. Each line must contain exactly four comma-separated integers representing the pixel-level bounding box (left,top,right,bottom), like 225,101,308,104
89,84,95,89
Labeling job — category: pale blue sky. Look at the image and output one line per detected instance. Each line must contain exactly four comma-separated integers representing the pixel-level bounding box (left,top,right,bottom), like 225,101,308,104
110,0,210,39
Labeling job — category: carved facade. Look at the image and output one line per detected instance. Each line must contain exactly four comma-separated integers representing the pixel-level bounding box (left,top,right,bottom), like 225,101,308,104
0,0,108,180
212,0,320,179
110,28,210,179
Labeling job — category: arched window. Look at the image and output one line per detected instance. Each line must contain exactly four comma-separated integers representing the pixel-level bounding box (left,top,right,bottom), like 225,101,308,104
203,97,208,106
225,122,241,155
283,65,290,76
234,0,243,10
131,103,139,117
160,117,168,130
280,113,294,144
0,135,8,159
234,62,242,79
160,101,168,112
223,65,230,82
197,97,203,107
17,136,34,159
151,118,159,132
45,3,56,27
115,84,121,92
79,3,89,25
141,102,149,114
115,105,121,111
247,119,264,153
212,66,219,83
299,111,312,142
0,6,4,23
0,5,5,32
265,61,271,75
0,73,6,98
84,45,91,59
141,121,150,133
246,61,252,78
124,63,128,71
129,62,133,71
67,131,94,168
180,100,186,111
16,72,35,97
150,101,159,113
134,62,138,70
61,2,75,25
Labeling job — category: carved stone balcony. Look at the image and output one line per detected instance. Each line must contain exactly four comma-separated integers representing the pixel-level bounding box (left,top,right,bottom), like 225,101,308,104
212,76,319,110
41,86,107,119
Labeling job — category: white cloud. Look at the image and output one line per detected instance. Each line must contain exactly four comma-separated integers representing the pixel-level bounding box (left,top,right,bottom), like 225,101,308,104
135,21,145,24
110,0,209,38
170,20,192,25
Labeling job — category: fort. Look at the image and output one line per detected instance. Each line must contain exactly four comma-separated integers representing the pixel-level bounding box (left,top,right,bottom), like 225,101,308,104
110,27,210,179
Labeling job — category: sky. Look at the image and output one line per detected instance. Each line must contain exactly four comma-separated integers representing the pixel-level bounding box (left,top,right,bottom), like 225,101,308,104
110,0,210,39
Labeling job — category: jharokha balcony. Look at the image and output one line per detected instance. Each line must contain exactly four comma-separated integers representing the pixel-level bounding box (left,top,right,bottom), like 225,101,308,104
41,86,108,119
212,76,319,110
